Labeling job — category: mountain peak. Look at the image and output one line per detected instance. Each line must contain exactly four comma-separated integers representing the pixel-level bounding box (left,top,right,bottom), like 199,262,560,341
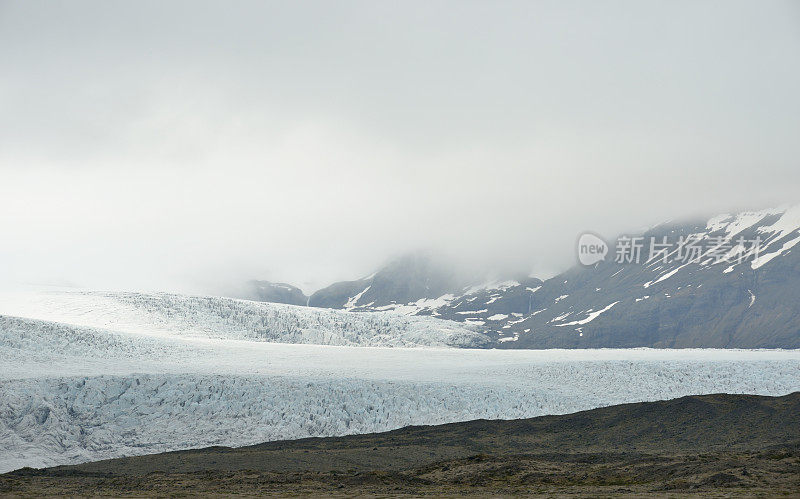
245,205,800,349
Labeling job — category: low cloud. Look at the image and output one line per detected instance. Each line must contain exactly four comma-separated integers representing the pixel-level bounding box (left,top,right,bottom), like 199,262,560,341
1,0,798,293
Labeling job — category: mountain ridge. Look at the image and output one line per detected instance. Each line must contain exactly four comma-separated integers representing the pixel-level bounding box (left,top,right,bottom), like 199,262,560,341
245,205,800,349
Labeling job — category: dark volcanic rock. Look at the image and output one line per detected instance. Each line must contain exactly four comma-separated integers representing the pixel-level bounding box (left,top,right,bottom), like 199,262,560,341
4,393,798,496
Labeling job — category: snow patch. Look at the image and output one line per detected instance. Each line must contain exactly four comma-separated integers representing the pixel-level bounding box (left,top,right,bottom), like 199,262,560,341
554,301,619,327
344,285,371,309
487,314,509,321
751,235,800,270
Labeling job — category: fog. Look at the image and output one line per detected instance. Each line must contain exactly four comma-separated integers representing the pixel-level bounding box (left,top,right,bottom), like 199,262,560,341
1,0,798,293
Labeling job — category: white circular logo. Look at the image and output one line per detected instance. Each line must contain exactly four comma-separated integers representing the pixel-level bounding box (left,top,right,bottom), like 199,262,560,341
577,232,608,266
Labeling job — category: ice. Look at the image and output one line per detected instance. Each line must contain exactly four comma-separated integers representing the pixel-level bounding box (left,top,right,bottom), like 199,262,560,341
1,290,799,473
0,290,488,348
2,316,798,473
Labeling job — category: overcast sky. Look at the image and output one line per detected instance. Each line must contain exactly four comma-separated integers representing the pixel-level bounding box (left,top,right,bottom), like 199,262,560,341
1,0,799,294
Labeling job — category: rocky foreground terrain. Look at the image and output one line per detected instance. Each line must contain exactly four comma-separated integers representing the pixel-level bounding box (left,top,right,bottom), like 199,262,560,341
3,392,798,497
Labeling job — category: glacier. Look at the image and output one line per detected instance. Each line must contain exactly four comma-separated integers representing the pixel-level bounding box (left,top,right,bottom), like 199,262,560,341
0,290,799,473
0,290,489,348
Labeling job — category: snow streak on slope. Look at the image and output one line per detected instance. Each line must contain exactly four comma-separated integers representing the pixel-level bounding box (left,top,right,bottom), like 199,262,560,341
383,204,800,348
2,312,800,472
554,301,619,327
0,290,489,348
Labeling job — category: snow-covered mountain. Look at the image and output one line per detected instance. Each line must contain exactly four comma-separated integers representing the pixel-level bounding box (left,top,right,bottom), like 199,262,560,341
249,205,800,349
480,205,800,348
308,252,487,310
243,252,542,318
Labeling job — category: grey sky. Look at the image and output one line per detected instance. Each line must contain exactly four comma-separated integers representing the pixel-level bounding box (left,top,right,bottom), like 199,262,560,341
1,0,799,293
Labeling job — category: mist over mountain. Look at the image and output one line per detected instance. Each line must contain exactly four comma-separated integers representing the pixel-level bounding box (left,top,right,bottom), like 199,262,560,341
2,1,799,294
245,205,800,349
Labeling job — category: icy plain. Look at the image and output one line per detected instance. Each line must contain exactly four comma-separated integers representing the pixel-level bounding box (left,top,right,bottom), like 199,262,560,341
1,290,799,473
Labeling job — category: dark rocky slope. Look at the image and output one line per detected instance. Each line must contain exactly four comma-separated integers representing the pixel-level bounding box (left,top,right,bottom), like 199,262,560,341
5,392,798,496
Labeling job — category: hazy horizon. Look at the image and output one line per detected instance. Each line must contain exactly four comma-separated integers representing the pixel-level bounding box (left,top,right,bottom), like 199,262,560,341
2,1,799,295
